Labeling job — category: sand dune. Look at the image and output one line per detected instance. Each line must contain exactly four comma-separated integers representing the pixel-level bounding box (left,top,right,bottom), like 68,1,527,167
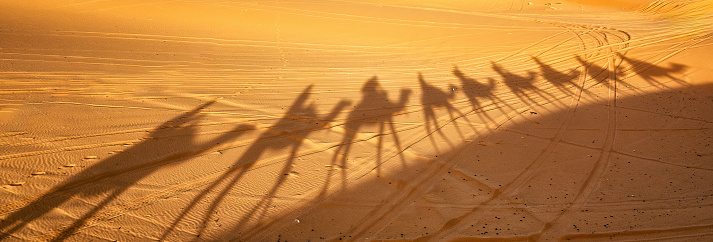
2,0,713,241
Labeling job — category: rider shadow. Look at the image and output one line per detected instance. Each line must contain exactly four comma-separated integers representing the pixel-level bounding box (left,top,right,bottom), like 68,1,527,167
0,100,254,241
616,53,688,86
325,76,411,193
418,72,468,152
491,61,559,107
532,56,588,96
160,85,350,240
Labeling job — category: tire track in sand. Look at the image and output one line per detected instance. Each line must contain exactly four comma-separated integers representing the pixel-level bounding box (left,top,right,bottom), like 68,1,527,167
530,29,623,240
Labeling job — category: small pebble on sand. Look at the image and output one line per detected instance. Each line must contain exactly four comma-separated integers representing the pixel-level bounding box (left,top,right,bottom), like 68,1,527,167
84,155,98,159
64,164,76,167
31,171,46,176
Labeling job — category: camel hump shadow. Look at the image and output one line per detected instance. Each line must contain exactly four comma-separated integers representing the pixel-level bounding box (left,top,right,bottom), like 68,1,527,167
453,66,496,102
531,56,584,95
419,72,457,106
0,100,255,240
532,56,580,84
616,52,688,84
491,61,538,90
160,85,351,239
347,76,411,128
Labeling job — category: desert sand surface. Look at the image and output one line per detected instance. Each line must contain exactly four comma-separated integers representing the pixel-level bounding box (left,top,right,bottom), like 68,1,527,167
2,0,713,241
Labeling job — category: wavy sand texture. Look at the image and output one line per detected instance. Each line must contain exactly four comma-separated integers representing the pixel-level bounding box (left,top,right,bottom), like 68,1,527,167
1,0,713,241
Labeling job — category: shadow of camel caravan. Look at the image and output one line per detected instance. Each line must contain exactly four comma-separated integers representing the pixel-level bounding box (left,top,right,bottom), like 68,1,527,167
1,52,700,240
225,80,713,241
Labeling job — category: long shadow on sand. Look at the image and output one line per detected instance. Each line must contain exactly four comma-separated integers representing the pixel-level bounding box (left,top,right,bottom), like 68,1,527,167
0,100,254,241
453,66,507,124
418,72,468,152
532,56,586,96
324,76,411,191
160,85,350,239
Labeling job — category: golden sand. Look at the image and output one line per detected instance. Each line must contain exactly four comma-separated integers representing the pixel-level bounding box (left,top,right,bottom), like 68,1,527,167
2,0,713,240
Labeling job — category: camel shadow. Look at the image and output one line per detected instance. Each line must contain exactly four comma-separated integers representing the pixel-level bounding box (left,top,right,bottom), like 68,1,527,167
532,56,586,96
575,55,635,89
418,72,468,152
616,53,688,86
453,66,501,123
0,100,254,241
160,85,350,240
325,76,411,193
491,61,559,106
